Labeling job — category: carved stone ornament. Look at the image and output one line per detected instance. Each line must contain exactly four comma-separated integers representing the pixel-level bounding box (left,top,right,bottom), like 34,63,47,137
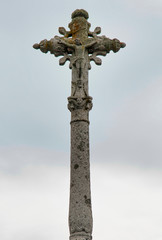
33,9,126,70
68,97,93,112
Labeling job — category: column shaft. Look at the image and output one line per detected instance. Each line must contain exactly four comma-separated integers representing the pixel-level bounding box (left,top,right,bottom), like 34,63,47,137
69,118,92,240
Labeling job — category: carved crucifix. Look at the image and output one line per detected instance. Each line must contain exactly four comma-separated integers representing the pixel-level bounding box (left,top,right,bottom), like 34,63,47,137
33,9,126,240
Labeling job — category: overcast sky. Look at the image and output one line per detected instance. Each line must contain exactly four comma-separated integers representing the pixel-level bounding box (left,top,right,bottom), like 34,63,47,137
0,0,162,239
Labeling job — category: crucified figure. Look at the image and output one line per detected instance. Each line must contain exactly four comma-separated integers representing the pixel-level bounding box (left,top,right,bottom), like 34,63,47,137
60,38,97,80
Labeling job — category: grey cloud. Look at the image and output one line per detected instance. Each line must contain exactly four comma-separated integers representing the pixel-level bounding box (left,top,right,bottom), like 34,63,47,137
0,146,69,174
0,162,162,240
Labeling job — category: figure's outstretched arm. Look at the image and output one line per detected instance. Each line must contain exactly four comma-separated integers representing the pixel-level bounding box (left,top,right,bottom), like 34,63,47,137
60,39,75,49
85,39,98,48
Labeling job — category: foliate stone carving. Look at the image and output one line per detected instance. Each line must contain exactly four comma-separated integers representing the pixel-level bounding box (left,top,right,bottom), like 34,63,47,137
33,9,126,71
88,26,101,39
68,97,93,112
88,36,126,65
58,27,72,38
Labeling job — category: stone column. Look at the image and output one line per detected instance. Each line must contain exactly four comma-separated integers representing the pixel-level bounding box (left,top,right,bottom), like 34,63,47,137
68,53,93,240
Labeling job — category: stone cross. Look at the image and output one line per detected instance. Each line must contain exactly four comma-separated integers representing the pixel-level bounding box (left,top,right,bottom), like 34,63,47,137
33,9,126,240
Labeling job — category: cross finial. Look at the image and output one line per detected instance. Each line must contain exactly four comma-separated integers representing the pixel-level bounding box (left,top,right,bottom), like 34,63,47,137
33,9,126,69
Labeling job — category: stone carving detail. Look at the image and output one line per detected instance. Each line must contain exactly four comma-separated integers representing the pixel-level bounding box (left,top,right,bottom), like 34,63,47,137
68,97,93,112
33,9,126,71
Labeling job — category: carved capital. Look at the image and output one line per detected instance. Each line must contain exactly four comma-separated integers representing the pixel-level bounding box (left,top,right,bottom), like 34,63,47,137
68,97,93,112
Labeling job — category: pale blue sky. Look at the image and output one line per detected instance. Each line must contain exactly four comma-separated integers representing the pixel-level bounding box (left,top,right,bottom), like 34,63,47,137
1,0,162,152
0,0,162,239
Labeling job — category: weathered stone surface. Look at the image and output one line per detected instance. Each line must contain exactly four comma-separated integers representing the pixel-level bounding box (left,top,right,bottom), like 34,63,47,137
33,9,126,240
33,9,126,70
69,121,92,235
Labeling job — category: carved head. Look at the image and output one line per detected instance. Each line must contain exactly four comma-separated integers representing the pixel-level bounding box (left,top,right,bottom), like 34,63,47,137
75,38,82,45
